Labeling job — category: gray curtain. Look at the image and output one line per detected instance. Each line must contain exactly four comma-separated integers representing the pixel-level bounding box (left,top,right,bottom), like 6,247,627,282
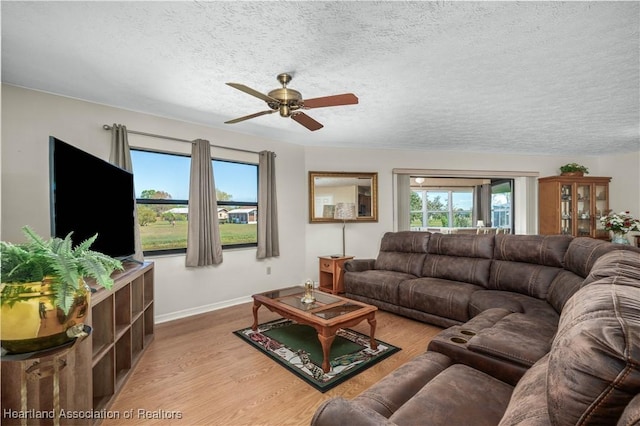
256,150,279,259
186,139,223,266
396,174,411,231
474,184,492,226
109,123,144,262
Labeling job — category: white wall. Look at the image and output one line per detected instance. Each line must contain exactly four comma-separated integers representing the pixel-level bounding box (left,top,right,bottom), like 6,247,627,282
1,85,308,323
600,150,640,213
3,85,639,322
599,150,640,243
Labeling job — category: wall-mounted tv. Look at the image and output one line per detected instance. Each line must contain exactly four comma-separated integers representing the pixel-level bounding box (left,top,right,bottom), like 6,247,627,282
49,136,135,260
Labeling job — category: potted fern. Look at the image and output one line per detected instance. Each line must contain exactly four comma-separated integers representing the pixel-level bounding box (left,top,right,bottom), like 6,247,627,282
1,226,123,354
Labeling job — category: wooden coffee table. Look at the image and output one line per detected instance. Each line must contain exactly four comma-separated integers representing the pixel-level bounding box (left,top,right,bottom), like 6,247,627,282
251,286,378,373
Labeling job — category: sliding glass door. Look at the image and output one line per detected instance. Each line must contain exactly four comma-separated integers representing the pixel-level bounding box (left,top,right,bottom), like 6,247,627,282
491,179,513,233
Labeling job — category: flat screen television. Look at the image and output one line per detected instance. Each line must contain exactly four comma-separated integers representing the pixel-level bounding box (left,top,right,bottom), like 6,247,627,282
49,136,136,260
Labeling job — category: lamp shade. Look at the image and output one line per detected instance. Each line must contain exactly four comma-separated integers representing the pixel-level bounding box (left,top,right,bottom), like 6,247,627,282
334,202,357,220
476,220,485,227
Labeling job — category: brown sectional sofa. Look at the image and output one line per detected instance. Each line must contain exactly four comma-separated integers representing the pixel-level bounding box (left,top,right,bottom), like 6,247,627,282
343,232,585,328
311,232,640,425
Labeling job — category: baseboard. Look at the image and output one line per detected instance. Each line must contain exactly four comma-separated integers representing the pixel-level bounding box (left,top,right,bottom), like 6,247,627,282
155,295,252,324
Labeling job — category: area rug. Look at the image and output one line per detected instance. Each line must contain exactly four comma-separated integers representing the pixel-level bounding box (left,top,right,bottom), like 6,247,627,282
233,318,401,392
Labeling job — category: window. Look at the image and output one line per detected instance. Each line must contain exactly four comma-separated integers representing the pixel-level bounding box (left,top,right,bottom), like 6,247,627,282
411,189,473,228
131,149,258,255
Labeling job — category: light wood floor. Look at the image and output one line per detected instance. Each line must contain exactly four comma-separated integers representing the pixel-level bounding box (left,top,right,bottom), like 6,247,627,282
102,302,442,426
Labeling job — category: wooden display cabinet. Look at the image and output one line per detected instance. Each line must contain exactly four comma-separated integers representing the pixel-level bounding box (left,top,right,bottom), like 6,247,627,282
318,255,354,294
538,176,611,239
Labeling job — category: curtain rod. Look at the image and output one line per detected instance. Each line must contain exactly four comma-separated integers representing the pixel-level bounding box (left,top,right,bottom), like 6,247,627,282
102,124,265,156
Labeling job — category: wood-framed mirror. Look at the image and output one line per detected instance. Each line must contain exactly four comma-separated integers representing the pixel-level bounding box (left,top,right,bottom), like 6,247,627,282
309,171,378,223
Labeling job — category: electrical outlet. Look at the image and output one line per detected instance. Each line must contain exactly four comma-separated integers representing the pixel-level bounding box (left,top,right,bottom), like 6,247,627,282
266,266,271,275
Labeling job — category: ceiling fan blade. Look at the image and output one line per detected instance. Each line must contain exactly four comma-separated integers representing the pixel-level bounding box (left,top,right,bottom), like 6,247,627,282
226,83,279,103
225,110,276,124
291,112,323,131
303,93,359,109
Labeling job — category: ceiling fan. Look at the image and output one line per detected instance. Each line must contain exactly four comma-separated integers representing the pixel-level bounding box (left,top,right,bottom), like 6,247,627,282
225,73,358,131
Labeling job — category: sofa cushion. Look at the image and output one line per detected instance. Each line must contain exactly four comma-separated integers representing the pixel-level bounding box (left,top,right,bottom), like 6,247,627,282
376,252,427,277
547,270,640,425
469,290,559,319
563,236,640,278
467,312,557,368
389,364,513,426
375,231,430,276
422,255,493,287
563,236,610,277
582,248,640,286
487,234,570,299
428,233,495,258
462,307,513,329
380,231,431,253
344,270,417,305
422,233,494,286
494,234,572,267
398,277,484,323
489,260,564,299
617,393,640,426
545,269,584,314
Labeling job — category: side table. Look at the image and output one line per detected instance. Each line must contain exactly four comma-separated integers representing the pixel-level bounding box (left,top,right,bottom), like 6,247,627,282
1,327,92,426
318,255,354,294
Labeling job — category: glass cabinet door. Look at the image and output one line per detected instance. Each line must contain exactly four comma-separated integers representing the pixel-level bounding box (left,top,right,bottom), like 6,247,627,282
560,184,572,235
575,183,591,236
594,183,609,239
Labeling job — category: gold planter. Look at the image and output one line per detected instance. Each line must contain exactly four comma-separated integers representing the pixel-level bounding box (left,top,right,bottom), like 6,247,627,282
1,278,90,354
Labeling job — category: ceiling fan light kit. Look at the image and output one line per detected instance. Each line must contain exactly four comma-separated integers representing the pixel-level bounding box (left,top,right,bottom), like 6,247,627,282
225,73,358,131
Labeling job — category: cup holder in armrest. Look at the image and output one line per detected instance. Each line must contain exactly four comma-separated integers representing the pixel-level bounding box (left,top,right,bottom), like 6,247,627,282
450,337,468,344
460,330,476,336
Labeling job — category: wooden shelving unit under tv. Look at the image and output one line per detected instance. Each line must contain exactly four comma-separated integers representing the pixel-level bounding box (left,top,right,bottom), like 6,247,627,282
0,261,154,426
89,261,155,418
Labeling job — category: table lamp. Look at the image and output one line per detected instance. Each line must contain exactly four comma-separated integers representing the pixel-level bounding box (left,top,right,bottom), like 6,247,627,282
334,202,357,257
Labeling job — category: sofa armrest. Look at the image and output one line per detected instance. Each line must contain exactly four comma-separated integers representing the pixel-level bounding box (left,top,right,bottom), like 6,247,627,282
312,352,453,425
467,326,552,368
311,397,397,426
344,258,376,272
355,351,452,417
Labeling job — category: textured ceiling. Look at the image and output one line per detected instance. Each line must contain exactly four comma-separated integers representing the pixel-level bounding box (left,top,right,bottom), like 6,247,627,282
2,1,639,155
